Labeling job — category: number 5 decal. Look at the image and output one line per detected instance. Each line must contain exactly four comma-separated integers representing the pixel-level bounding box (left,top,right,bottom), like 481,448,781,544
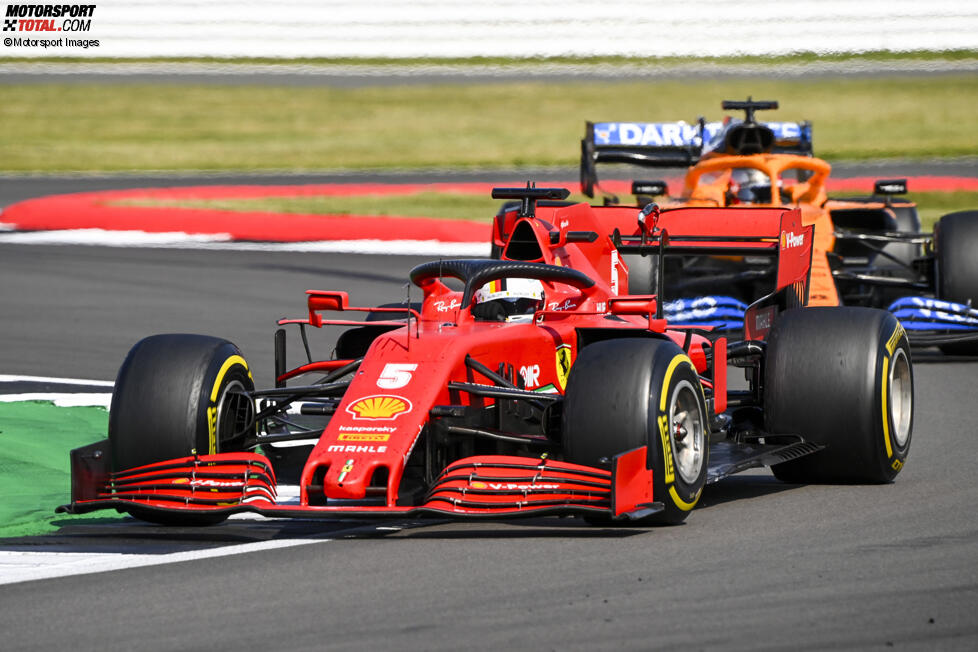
377,363,418,389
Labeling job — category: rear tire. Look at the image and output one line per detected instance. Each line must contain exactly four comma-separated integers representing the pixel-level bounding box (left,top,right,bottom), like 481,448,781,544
934,211,978,355
765,308,913,483
563,338,708,525
109,334,255,525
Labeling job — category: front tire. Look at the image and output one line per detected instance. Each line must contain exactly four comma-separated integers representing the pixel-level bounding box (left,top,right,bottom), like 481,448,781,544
109,334,255,525
765,308,913,483
563,338,708,525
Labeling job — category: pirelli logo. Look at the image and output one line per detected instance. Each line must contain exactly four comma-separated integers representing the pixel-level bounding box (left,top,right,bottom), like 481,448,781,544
886,323,905,356
337,433,390,442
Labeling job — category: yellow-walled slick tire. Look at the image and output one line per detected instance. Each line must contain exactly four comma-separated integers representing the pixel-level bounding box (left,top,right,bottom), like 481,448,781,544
765,308,913,484
109,334,255,525
563,338,708,525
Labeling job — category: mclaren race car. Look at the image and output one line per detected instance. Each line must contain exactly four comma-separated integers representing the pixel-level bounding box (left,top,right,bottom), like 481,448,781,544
60,186,913,526
567,98,978,354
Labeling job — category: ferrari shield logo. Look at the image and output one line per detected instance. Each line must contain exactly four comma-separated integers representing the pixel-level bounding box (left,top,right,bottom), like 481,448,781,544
555,344,572,391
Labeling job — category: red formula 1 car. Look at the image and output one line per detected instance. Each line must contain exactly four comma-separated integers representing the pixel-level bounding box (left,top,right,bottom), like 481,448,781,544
60,186,914,526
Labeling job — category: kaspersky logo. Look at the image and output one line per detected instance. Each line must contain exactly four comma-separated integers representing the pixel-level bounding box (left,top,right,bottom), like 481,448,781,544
345,395,412,420
781,230,805,249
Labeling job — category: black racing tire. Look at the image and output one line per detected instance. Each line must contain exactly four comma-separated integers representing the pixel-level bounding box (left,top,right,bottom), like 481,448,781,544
765,307,913,484
563,338,708,525
934,211,978,355
625,253,659,296
109,334,255,525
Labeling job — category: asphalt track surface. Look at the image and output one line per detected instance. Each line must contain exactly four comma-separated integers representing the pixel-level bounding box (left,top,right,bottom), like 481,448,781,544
1,171,977,650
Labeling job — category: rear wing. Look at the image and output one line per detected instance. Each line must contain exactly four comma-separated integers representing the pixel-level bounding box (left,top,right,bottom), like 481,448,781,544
581,121,706,197
581,119,813,198
610,206,813,337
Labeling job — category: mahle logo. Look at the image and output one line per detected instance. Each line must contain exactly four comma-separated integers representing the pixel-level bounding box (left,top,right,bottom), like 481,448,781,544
346,395,412,420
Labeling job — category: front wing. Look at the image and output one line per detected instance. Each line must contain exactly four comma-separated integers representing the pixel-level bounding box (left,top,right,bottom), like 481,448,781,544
887,296,978,348
57,443,663,522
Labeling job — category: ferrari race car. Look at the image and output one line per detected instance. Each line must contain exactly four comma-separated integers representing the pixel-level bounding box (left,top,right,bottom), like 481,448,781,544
570,98,978,354
60,186,913,526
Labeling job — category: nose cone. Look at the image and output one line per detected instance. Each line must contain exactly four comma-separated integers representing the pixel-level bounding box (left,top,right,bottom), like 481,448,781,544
323,457,372,500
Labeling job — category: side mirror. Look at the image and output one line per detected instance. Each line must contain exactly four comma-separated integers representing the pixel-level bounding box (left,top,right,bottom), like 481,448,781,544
638,202,660,240
873,179,908,196
631,180,668,197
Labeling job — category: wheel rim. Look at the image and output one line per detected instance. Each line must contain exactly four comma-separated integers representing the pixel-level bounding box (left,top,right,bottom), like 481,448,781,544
668,379,705,484
216,378,253,449
889,348,912,448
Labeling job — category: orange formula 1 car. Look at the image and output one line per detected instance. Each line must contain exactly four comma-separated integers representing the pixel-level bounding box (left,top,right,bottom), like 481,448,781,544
61,186,912,527
570,98,978,354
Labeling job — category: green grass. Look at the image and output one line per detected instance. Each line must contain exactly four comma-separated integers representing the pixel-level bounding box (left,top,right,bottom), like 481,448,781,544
114,191,505,222
1,75,977,172
114,190,595,223
0,401,121,539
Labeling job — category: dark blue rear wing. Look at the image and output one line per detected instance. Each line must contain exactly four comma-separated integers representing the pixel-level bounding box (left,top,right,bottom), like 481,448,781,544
581,119,813,198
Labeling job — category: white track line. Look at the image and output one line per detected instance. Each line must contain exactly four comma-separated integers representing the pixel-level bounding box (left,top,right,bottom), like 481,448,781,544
0,393,112,408
0,514,414,587
0,375,115,407
0,536,332,586
0,374,114,386
0,229,490,256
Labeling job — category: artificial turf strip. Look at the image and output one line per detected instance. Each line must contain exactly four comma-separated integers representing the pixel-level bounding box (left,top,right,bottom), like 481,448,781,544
0,401,122,538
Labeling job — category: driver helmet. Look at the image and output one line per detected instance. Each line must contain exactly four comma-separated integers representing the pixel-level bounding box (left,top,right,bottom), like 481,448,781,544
472,278,545,322
728,167,772,204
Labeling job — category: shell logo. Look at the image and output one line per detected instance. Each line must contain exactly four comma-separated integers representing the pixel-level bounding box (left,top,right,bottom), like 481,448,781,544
781,230,805,249
346,395,413,420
